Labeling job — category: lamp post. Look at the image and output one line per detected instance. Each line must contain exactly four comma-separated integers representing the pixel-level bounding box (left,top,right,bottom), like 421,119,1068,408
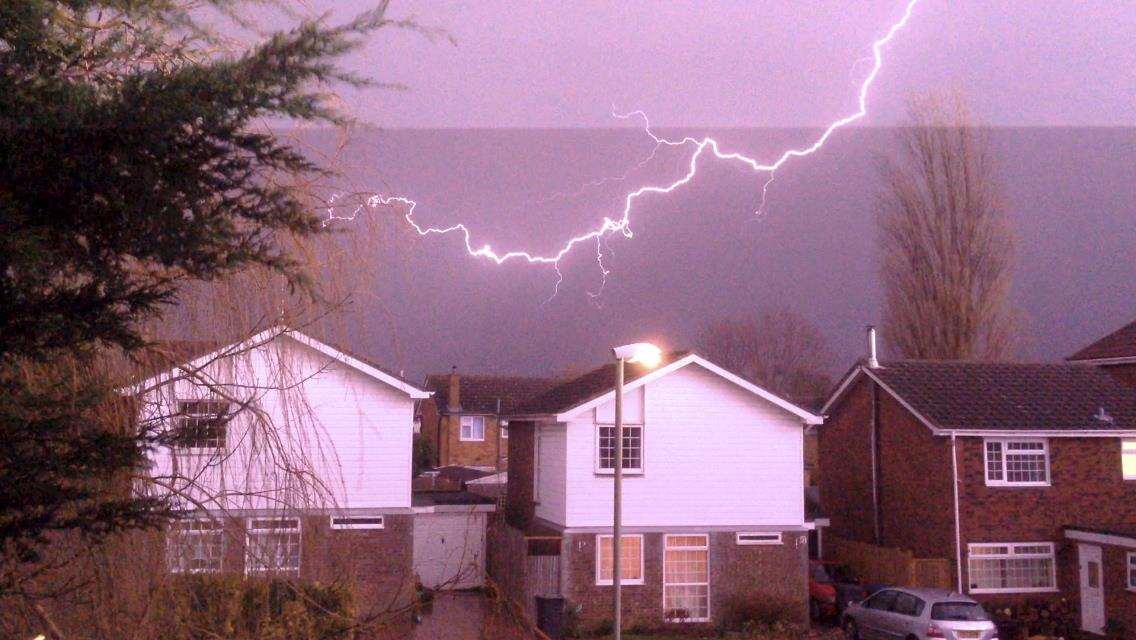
609,342,662,640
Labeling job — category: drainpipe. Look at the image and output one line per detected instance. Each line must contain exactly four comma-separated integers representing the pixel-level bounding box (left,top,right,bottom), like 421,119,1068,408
951,433,964,592
495,397,503,471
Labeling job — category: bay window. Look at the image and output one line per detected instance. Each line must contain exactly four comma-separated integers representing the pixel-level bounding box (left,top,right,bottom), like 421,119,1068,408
245,518,301,576
167,518,224,573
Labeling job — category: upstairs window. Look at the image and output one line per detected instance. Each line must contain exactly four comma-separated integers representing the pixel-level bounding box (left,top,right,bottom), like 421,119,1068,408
167,518,224,573
967,542,1056,593
245,518,301,576
175,399,231,452
1122,439,1136,481
984,438,1049,486
460,415,486,441
596,424,642,473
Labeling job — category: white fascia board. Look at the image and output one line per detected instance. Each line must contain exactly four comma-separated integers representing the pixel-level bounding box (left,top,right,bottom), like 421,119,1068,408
411,504,497,514
128,326,431,399
857,367,944,435
1067,356,1136,366
946,429,1136,438
555,354,823,425
1065,528,1136,549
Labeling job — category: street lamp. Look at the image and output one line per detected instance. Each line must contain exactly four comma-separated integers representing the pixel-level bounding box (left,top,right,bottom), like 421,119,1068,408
610,342,662,640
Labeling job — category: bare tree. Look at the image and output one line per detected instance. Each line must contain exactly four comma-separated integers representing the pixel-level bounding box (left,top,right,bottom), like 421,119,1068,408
877,92,1017,360
696,309,833,408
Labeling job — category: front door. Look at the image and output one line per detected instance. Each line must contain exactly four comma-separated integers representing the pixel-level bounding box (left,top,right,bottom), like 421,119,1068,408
1078,543,1105,635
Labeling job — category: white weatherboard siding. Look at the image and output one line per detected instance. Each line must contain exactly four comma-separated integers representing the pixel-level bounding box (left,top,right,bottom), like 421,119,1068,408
560,364,805,528
535,424,567,524
145,335,413,512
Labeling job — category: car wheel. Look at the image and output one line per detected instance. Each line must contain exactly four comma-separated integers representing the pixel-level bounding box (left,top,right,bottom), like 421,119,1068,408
843,618,860,640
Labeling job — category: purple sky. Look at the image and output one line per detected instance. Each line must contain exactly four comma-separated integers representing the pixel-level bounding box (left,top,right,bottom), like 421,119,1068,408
298,1,1136,128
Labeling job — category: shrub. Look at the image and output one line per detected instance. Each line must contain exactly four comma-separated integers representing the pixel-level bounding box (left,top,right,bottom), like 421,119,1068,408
717,595,802,632
151,574,356,640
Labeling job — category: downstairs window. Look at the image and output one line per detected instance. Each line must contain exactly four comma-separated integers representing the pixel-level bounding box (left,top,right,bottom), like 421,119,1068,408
967,542,1056,593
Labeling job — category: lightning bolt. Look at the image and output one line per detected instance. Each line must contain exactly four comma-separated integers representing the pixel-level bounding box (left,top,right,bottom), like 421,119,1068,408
326,0,920,297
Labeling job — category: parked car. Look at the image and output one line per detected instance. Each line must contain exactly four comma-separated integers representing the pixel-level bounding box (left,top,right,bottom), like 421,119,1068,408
809,560,867,620
842,587,998,640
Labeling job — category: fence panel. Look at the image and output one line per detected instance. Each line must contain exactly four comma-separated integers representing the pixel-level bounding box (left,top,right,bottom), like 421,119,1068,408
828,535,951,589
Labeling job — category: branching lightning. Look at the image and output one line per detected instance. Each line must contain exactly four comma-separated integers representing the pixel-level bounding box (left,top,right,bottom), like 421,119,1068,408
325,0,920,297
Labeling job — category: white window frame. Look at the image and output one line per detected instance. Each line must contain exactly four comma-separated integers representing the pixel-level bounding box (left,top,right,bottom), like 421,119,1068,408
966,542,1057,594
167,518,225,574
459,415,486,441
664,533,711,623
329,515,384,530
500,421,508,439
1122,439,1136,481
983,438,1050,487
594,423,644,475
245,517,301,576
736,532,782,546
173,398,231,454
595,534,644,586
1128,552,1136,592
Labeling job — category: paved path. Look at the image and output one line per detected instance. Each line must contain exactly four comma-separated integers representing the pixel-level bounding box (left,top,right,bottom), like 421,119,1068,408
413,590,488,640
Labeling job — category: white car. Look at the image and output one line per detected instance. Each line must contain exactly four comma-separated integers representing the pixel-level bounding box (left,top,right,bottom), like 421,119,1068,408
842,587,999,640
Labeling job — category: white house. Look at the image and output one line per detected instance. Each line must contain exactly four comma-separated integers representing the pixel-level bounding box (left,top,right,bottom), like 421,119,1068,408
494,351,823,631
133,326,442,607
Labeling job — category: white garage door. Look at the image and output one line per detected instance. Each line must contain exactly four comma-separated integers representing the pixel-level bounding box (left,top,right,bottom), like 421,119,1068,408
413,511,486,589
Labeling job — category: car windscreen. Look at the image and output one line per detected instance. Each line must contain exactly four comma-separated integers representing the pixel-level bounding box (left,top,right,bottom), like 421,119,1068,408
931,602,990,621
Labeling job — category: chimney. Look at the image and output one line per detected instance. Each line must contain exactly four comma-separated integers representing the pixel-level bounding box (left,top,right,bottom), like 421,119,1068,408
866,325,880,369
447,366,461,413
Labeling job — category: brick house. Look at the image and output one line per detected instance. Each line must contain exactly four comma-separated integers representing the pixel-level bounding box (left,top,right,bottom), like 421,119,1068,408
492,351,823,632
818,357,1136,636
418,371,557,471
136,326,434,614
1069,317,1136,388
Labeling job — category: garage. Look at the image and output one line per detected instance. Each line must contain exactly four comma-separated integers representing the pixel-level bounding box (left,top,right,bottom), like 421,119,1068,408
412,494,495,590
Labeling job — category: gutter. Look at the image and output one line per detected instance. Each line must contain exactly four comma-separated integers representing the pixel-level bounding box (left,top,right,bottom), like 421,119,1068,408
951,433,964,592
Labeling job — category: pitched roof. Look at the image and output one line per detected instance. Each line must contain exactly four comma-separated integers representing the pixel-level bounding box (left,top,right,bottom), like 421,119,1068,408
129,326,430,398
1068,319,1136,362
515,351,823,424
517,351,691,415
423,374,561,414
831,360,1136,432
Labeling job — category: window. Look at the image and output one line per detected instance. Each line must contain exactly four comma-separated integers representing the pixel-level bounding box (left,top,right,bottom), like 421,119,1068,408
174,399,231,451
245,518,301,576
1122,440,1136,480
984,439,1049,486
167,518,224,573
330,515,384,530
664,534,710,622
460,416,486,441
967,543,1056,593
1128,552,1136,591
931,602,989,621
892,592,925,617
596,424,643,473
736,532,782,545
864,590,898,611
500,422,508,439
595,534,643,585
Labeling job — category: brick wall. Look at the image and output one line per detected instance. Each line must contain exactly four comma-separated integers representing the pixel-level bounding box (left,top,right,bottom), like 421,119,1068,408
439,413,507,470
818,376,878,546
1102,362,1136,389
956,436,1136,601
1099,543,1136,634
505,421,537,528
560,530,807,633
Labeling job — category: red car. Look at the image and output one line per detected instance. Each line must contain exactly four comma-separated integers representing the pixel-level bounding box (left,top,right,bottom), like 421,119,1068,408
809,560,866,621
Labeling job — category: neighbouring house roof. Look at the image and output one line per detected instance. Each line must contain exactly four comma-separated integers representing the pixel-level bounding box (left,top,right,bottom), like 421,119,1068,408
422,374,560,414
823,360,1136,434
1068,318,1136,363
515,351,823,424
129,326,431,398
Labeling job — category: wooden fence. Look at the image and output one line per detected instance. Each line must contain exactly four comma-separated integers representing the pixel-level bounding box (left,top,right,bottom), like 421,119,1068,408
827,535,952,589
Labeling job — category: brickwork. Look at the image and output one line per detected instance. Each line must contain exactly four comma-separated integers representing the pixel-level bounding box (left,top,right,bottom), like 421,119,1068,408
560,530,807,632
1102,363,1136,389
505,421,537,528
817,376,878,546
